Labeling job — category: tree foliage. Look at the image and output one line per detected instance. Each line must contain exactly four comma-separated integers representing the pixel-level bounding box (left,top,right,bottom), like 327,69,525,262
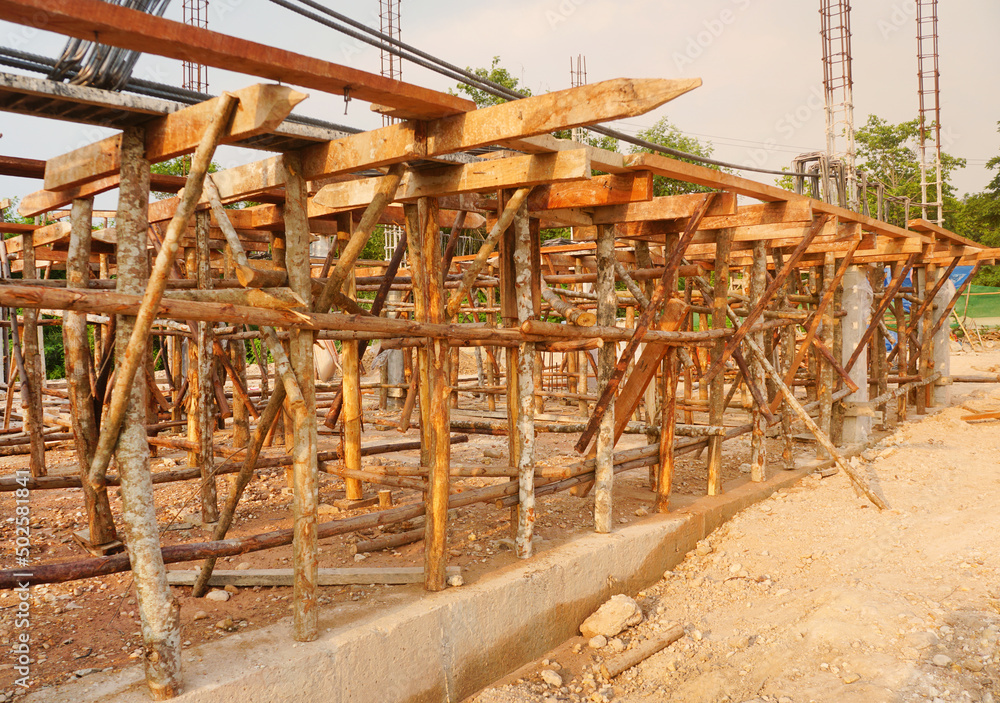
451,56,531,108
854,114,967,230
628,117,729,196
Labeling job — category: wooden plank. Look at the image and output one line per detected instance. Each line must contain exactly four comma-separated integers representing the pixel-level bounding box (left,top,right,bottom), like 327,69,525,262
314,151,591,208
43,85,307,192
591,192,737,225
527,172,653,210
3,221,71,253
501,133,627,173
166,566,461,587
427,78,699,154
625,152,932,242
0,0,474,120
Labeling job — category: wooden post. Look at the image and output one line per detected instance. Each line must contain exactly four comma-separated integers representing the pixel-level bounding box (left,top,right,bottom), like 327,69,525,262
656,348,678,512
816,252,835,458
410,198,451,590
922,262,937,409
19,228,45,477
64,197,117,546
706,228,732,495
338,214,364,501
912,265,926,415
512,200,536,557
869,265,888,429
113,126,181,699
192,210,217,523
86,93,237,486
284,152,319,640
485,284,497,412
594,224,616,533
749,240,767,482
223,247,249,448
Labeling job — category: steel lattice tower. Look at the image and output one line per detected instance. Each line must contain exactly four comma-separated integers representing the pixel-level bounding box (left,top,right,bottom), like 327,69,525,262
182,0,209,93
917,0,944,226
819,0,856,209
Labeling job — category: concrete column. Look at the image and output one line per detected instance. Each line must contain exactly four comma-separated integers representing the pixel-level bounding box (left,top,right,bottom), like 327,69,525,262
933,279,954,406
386,289,405,409
841,266,871,444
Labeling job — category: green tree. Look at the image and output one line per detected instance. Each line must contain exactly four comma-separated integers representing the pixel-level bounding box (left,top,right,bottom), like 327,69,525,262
629,117,729,196
451,56,531,108
955,121,1000,285
854,114,967,230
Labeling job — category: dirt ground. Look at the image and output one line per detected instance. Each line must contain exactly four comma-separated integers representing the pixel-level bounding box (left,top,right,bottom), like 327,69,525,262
0,350,756,700
471,345,1000,703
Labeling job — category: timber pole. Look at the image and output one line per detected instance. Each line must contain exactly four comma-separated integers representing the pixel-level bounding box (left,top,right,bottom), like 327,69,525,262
284,153,320,641
65,197,117,546
113,126,182,699
87,94,237,487
594,224,616,533
513,198,537,557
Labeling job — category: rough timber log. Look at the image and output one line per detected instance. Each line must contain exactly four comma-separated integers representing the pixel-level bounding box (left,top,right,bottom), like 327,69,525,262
112,127,181,700
43,85,306,192
87,94,237,495
168,78,695,208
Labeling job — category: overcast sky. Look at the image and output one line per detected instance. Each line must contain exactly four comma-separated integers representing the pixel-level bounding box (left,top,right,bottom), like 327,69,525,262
1,0,997,209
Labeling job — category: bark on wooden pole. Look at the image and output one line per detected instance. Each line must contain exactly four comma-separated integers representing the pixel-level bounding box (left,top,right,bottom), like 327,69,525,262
65,197,117,546
816,252,835,459
113,126,182,699
192,210,218,523
336,214,364,501
19,227,45,477
283,152,320,640
88,94,237,487
748,240,767,482
512,199,537,557
594,224,616,533
706,228,732,496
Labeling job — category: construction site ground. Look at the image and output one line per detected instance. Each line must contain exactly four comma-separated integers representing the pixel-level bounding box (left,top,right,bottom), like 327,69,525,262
472,344,1000,703
0,344,998,702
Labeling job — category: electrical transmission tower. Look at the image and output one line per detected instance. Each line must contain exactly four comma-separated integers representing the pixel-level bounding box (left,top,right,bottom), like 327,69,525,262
916,0,944,227
182,0,209,93
570,55,587,143
819,0,856,209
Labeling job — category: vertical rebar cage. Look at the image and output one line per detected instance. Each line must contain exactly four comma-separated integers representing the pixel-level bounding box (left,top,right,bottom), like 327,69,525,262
916,0,944,226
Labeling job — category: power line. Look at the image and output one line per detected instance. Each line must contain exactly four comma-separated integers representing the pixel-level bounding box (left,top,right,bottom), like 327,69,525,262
269,0,813,178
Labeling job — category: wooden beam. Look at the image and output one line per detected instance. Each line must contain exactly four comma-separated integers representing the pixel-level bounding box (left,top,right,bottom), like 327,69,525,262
43,85,307,192
313,151,590,208
425,78,700,154
0,0,474,120
526,172,654,210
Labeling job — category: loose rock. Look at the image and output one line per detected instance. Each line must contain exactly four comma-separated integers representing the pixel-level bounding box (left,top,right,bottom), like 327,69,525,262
205,589,230,602
580,594,643,639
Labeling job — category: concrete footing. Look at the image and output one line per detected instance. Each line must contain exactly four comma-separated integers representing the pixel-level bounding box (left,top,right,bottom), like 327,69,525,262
29,468,817,703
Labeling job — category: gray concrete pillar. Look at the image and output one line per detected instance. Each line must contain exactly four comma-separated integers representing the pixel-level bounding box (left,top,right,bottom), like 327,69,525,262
933,279,954,406
841,266,871,444
386,289,405,409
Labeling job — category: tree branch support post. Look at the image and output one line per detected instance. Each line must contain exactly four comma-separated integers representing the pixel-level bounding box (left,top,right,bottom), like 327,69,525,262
706,228,732,495
594,224,616,533
65,197,118,547
284,153,319,640
113,126,181,699
749,240,768,482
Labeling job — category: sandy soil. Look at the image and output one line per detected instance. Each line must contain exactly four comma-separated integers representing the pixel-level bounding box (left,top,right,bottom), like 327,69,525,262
471,347,1000,703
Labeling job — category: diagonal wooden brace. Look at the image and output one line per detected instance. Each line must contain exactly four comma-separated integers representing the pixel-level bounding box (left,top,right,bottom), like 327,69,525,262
574,192,716,454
